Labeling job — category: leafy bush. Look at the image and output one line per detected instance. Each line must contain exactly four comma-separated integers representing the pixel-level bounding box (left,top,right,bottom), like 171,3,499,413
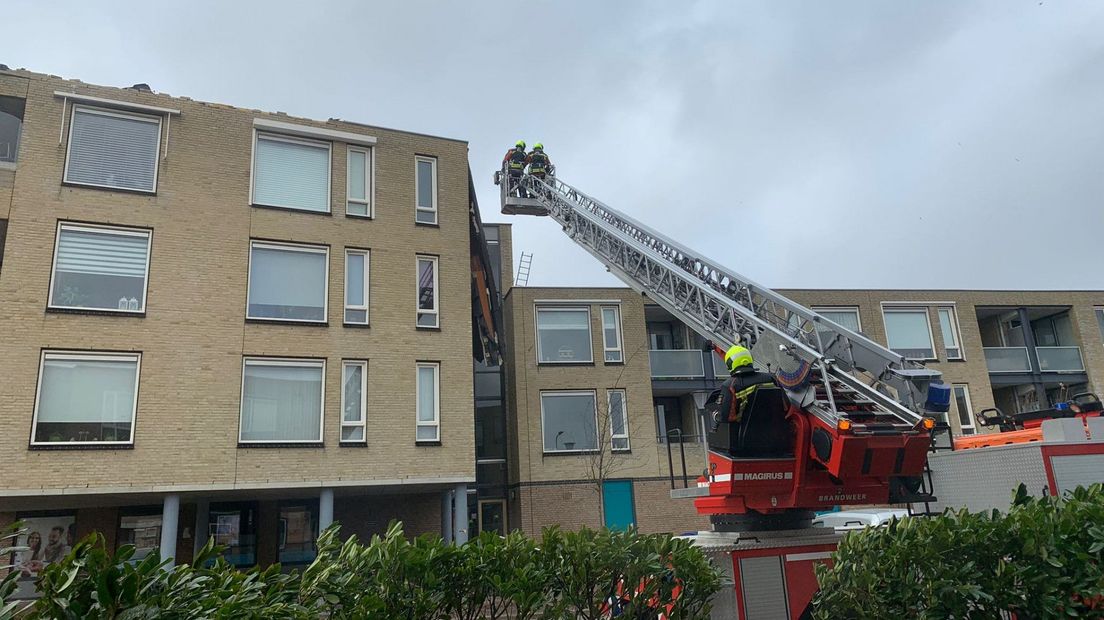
813,484,1104,619
1,522,721,619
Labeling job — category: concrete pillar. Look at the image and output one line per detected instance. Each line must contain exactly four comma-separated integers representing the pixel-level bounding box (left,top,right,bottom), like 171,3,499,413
453,484,468,545
193,500,209,556
441,489,454,543
160,494,180,565
319,488,335,531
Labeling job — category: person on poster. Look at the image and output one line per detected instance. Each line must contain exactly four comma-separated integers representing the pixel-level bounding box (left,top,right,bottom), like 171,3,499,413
16,531,44,578
42,526,70,563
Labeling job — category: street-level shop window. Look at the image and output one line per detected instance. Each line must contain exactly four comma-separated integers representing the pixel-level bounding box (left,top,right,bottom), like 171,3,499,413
601,306,624,363
416,255,439,328
541,391,599,453
0,95,25,164
117,509,162,562
32,351,140,446
608,389,630,451
48,223,152,313
346,146,373,217
536,307,593,363
416,362,440,442
247,241,328,323
344,249,369,324
11,513,76,598
208,503,257,567
341,361,367,443
239,358,324,444
278,501,319,565
882,307,936,360
252,132,331,212
65,105,161,192
415,156,437,224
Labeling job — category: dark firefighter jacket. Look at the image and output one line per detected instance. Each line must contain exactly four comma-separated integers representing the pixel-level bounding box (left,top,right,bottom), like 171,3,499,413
527,150,551,175
719,367,777,423
503,148,527,172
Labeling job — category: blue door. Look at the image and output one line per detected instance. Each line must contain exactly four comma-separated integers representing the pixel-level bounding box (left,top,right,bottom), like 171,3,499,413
603,480,636,530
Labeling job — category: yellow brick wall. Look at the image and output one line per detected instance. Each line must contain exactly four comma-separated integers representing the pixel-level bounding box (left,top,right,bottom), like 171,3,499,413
0,69,475,496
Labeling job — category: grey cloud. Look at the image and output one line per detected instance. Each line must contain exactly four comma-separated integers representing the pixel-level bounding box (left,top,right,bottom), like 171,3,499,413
6,0,1103,289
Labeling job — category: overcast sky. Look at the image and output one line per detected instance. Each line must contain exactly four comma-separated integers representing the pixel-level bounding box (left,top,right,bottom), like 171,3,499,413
7,1,1103,289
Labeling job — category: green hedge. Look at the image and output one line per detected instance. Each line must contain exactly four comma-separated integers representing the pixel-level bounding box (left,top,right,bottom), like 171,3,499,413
813,484,1104,619
0,522,721,619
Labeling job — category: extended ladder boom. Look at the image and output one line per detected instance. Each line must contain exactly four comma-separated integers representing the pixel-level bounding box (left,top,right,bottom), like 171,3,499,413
500,172,942,431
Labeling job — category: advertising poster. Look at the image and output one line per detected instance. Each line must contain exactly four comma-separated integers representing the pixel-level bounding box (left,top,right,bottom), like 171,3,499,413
10,514,76,599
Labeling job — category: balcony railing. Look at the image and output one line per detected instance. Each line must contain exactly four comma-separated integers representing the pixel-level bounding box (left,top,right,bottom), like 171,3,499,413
984,347,1031,373
649,349,705,378
1036,346,1085,372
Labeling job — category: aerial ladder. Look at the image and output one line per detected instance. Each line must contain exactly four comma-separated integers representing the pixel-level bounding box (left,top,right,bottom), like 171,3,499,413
496,169,951,532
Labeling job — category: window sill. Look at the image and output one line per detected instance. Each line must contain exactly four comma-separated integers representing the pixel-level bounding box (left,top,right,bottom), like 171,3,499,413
0,161,16,171
415,440,442,447
30,443,134,451
343,322,371,329
339,441,369,447
237,442,324,449
603,361,625,366
542,450,599,456
250,203,333,216
345,211,373,220
416,325,441,331
415,220,440,228
62,181,157,196
245,318,329,327
46,307,145,318
537,361,595,367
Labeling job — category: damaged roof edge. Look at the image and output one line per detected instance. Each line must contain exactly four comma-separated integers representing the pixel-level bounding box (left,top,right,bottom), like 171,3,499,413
1,66,467,145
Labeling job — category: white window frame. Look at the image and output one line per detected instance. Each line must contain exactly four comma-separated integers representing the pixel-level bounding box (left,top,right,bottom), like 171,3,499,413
47,222,153,314
414,155,438,225
811,306,863,332
341,360,367,443
63,105,163,193
344,249,370,325
607,389,630,452
1094,307,1104,344
31,350,142,447
535,306,594,364
246,240,330,323
881,306,937,361
249,131,333,212
540,390,600,454
416,362,441,442
346,145,373,218
416,255,439,328
937,306,965,361
239,357,325,444
953,384,976,436
601,306,624,364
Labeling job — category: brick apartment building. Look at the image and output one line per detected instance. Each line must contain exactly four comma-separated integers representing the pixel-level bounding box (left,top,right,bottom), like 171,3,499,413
4,65,1104,582
497,238,1104,533
0,66,504,590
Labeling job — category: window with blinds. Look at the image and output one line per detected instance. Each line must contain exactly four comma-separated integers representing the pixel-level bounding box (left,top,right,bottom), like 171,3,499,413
240,358,324,443
247,241,329,322
33,351,141,445
49,223,152,312
64,106,162,192
252,133,332,212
